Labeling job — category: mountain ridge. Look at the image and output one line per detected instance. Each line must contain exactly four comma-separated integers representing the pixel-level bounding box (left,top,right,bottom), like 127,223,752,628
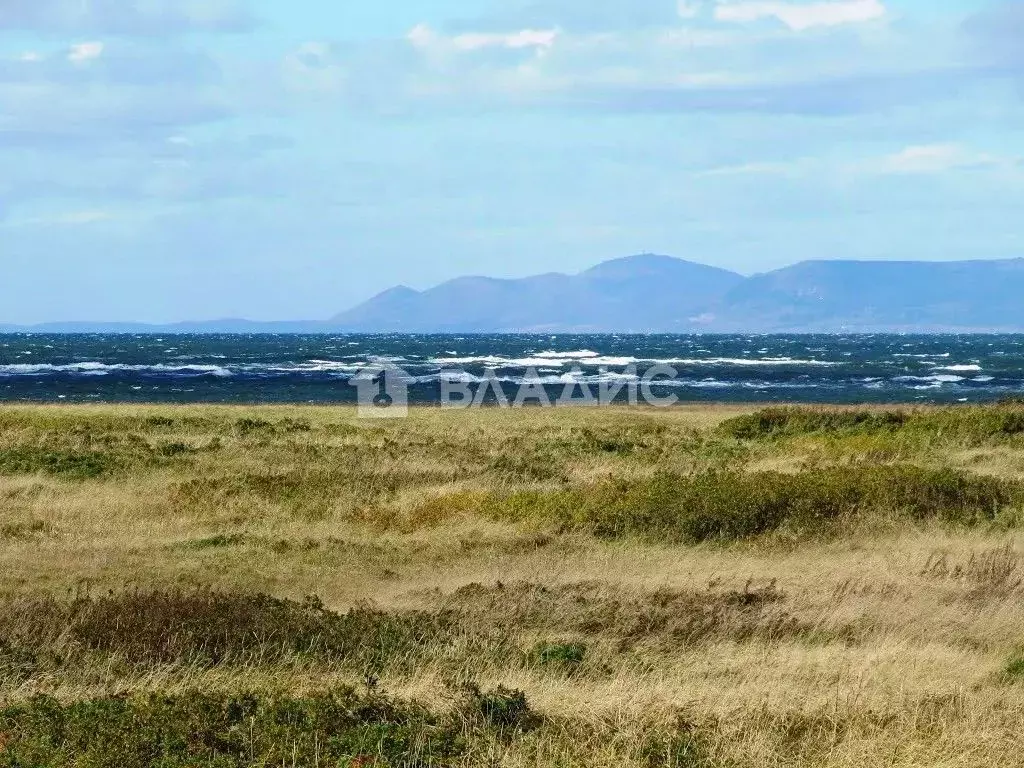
4,255,1024,333
329,254,745,333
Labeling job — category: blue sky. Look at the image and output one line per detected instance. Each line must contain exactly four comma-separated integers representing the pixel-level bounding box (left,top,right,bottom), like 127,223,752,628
1,0,1022,323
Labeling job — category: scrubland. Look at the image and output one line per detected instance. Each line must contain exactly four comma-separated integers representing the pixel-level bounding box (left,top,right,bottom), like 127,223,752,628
4,402,1024,766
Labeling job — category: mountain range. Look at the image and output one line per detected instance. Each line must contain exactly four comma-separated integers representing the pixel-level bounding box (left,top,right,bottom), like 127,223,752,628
6,254,1024,333
330,254,1024,333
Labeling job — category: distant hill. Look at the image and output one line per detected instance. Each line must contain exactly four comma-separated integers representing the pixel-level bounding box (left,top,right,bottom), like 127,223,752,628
714,258,1024,332
329,254,744,332
331,255,1024,333
5,255,1024,333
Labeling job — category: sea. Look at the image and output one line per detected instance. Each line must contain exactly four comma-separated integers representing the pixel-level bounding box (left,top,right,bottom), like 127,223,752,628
0,334,1022,405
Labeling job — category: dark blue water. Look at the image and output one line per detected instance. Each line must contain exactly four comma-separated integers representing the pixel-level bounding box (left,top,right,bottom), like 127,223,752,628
1,334,1022,404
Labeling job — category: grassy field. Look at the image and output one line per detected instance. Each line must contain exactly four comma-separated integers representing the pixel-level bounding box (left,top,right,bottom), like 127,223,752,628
4,402,1024,766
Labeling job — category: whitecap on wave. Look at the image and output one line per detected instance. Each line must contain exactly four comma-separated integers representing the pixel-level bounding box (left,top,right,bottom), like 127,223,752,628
0,362,233,377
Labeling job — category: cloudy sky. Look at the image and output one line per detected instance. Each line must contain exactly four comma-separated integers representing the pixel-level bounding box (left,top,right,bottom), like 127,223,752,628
1,0,1022,323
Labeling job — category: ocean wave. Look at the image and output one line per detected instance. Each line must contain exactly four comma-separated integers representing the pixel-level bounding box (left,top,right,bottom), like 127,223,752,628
427,355,837,368
894,374,966,384
533,350,600,359
655,357,839,367
265,360,368,373
0,362,233,377
933,364,983,372
417,371,642,385
430,356,568,367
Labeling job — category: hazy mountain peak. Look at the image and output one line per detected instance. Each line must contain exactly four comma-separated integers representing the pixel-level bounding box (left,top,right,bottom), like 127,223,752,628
372,285,420,299
8,255,1024,334
582,253,739,280
327,254,1024,333
331,254,744,332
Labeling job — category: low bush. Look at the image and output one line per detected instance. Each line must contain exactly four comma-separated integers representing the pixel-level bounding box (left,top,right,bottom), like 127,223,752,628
486,466,1020,543
531,641,587,669
0,689,474,768
719,406,1024,442
456,683,539,734
233,418,276,437
0,447,121,479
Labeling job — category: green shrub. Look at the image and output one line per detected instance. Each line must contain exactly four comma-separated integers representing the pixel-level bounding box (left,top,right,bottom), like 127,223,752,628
487,466,1020,543
156,441,199,457
233,418,275,437
0,447,121,479
531,641,587,670
142,416,176,428
719,406,1024,442
458,683,539,734
718,408,910,439
0,689,473,767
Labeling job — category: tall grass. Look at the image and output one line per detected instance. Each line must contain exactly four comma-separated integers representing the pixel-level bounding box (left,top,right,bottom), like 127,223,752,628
3,403,1024,766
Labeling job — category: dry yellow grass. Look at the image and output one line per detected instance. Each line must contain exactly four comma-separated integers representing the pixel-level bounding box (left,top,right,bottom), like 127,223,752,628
3,403,1024,766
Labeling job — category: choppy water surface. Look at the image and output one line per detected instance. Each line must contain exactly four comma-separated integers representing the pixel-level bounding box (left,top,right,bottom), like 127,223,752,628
1,334,1022,404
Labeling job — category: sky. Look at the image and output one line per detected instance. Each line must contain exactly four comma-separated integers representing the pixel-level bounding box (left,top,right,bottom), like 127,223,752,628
1,0,1022,324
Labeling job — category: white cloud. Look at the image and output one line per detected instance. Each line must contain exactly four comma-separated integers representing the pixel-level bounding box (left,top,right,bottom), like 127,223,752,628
696,160,802,177
68,41,105,63
406,24,434,49
408,24,559,52
874,143,1005,175
455,29,560,52
714,0,886,31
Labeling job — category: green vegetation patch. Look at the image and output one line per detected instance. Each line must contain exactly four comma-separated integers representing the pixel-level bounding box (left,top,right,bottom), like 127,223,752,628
486,466,1020,543
0,685,715,768
0,447,122,480
530,641,587,670
1001,654,1024,683
0,590,458,672
719,405,1024,442
0,688,473,768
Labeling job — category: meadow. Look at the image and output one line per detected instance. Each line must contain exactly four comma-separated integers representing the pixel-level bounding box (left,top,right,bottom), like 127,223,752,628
3,402,1024,766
